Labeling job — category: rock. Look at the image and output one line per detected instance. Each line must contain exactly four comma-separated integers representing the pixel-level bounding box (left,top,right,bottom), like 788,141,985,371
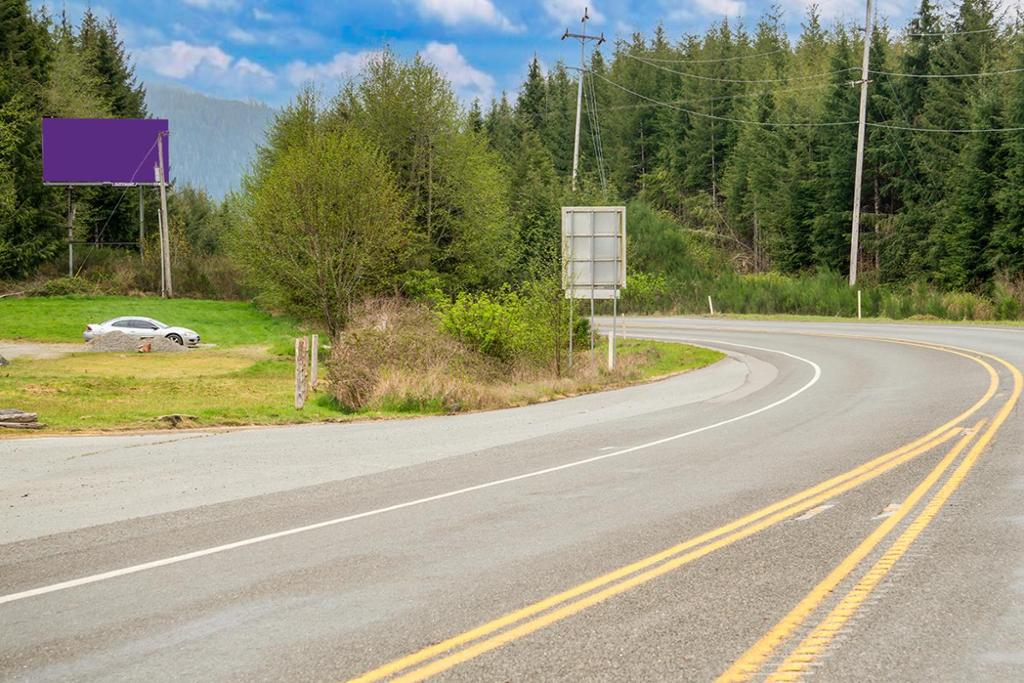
0,354,8,366
155,414,198,427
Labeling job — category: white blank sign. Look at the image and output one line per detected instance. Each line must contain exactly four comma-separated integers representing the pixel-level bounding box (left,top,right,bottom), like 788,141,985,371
562,206,626,299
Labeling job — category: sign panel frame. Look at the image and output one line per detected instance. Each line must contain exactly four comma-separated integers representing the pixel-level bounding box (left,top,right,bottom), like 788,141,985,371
561,206,627,300
42,118,170,187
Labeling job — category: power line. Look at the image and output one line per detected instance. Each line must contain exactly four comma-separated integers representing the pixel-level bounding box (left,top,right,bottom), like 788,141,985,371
867,121,1024,132
870,65,1024,78
590,70,858,128
565,66,839,111
621,52,855,84
591,69,1024,134
629,46,790,65
904,26,1000,37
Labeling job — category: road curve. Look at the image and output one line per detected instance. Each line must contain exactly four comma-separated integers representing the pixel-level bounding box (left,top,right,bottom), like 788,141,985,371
1,317,1022,681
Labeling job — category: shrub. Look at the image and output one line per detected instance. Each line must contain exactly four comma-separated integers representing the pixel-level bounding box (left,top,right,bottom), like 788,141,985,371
438,288,527,363
328,298,500,411
436,280,582,372
28,276,98,296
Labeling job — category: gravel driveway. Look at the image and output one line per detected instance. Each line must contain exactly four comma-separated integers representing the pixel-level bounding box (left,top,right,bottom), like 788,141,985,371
0,341,83,360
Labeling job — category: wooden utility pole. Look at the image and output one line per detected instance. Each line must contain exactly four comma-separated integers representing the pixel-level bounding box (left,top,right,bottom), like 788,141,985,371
155,131,173,297
562,7,605,192
849,0,873,286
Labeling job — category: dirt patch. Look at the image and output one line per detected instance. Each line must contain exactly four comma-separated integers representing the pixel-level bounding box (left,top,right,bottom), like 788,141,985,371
0,341,83,360
86,331,186,353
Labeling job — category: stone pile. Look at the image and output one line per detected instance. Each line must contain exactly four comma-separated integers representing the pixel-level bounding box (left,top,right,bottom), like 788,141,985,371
86,331,186,353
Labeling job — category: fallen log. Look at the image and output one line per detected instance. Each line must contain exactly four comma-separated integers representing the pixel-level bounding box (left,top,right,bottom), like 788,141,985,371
0,409,38,423
0,421,45,430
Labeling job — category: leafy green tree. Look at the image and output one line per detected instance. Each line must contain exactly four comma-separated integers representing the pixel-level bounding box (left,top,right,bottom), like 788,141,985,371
334,51,512,290
235,127,408,336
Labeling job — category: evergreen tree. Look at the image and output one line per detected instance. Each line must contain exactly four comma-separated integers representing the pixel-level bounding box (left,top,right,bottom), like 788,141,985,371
809,29,859,272
992,26,1024,273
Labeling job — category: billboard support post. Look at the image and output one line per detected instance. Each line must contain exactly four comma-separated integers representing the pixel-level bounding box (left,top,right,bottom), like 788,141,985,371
156,132,172,298
66,187,75,278
138,187,144,257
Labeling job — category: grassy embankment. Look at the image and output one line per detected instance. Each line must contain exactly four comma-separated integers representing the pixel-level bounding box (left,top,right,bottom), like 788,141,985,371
0,296,721,433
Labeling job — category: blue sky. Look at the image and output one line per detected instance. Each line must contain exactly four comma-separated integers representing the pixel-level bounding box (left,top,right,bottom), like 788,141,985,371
39,1,924,106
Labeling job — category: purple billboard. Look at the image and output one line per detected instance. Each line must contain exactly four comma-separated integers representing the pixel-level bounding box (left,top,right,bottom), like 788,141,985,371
42,118,169,186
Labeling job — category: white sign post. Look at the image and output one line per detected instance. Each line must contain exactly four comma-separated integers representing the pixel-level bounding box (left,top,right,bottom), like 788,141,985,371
562,206,626,370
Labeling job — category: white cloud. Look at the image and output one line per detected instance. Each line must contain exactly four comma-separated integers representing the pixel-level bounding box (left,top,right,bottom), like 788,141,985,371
284,50,381,86
411,0,521,32
135,40,275,97
226,26,257,44
137,41,232,78
421,41,495,101
543,0,603,25
693,0,745,16
252,7,274,21
235,57,274,80
181,0,241,10
783,0,902,22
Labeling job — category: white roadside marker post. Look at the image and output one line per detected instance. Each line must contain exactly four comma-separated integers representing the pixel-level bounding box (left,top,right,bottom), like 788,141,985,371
294,337,308,410
708,295,715,316
310,333,319,392
857,290,863,319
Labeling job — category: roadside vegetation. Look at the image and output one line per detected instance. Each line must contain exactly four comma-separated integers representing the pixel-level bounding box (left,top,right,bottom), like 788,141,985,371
0,332,719,434
4,1,1024,434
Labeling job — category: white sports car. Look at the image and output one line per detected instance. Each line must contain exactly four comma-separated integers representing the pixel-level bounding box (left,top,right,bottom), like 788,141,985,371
83,316,201,347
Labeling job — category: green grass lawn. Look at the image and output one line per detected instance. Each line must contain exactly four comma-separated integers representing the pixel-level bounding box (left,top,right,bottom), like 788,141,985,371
0,335,722,434
0,347,343,431
0,295,309,346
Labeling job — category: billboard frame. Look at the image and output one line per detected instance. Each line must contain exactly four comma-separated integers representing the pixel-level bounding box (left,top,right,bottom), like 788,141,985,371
41,117,169,187
561,206,627,370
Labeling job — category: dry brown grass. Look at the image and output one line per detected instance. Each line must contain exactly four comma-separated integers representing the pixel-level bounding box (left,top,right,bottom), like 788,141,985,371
328,299,712,413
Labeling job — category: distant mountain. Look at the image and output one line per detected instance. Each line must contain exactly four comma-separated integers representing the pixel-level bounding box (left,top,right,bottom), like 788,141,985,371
145,83,277,199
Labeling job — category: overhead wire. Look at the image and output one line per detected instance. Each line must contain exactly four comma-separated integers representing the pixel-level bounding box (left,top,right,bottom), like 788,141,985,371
903,26,1000,37
621,52,856,84
589,69,859,128
628,46,790,65
584,70,608,191
870,65,1024,78
588,67,1024,134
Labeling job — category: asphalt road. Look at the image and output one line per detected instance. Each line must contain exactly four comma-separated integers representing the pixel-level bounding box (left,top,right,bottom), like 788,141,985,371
1,318,1022,682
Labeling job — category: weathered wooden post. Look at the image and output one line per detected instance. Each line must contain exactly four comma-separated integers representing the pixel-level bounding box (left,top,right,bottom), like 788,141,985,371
294,336,308,409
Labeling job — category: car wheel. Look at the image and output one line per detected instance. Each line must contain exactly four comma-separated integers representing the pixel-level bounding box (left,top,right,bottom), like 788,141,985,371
167,333,184,346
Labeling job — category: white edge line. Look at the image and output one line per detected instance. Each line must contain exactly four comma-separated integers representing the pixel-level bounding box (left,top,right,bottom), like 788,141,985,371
0,338,821,606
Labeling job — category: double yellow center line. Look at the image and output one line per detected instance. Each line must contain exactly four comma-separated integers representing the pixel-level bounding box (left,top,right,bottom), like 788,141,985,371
351,336,1006,682
721,346,1022,682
